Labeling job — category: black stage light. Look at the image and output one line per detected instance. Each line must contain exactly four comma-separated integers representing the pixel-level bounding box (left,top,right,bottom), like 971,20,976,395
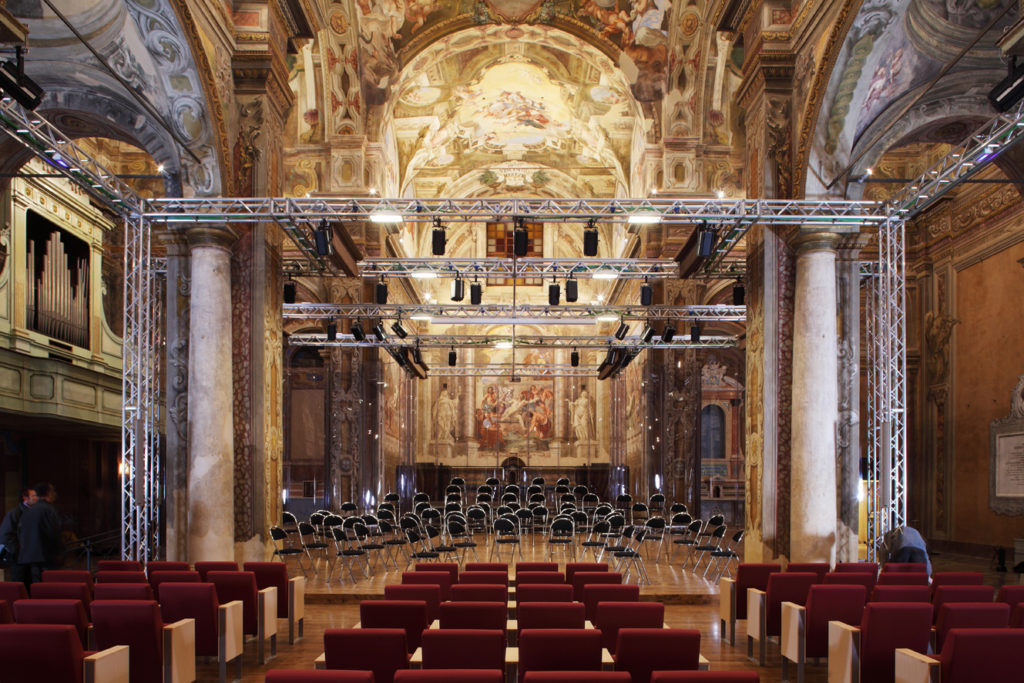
690,324,701,343
451,277,465,302
697,222,717,258
314,219,332,256
392,321,408,339
583,219,599,256
432,218,446,256
448,348,457,366
565,277,578,303
376,279,389,304
548,281,560,305
412,345,424,366
372,323,387,341
0,48,43,111
283,281,296,304
989,56,1024,112
326,322,337,341
640,280,653,306
513,218,528,257
640,323,656,343
614,321,629,340
351,321,366,341
661,322,676,343
732,280,745,306
470,281,483,305
571,349,580,367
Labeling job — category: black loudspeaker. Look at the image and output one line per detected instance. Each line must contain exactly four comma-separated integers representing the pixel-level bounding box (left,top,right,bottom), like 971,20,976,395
548,282,560,305
570,350,580,367
283,282,296,304
432,227,446,256
583,226,598,256
376,281,389,304
314,224,331,256
565,278,578,302
326,323,337,341
514,227,529,257
697,226,717,258
451,278,465,302
732,282,745,306
640,282,653,306
448,349,457,366
351,321,365,341
470,282,483,305
690,325,701,342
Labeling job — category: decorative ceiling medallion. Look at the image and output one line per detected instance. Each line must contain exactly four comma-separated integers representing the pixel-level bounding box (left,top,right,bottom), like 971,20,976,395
482,0,550,24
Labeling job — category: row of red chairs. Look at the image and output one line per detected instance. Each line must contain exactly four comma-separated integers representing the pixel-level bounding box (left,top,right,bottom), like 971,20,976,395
406,562,619,601
267,667,758,683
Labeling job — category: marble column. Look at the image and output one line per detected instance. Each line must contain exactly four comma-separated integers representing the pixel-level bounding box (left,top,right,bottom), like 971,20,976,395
185,225,237,562
790,230,841,563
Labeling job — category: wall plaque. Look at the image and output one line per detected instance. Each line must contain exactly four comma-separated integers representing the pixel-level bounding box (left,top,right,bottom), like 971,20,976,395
991,375,1024,515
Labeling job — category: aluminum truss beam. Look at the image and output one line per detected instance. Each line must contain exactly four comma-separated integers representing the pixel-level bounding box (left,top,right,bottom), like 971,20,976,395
429,364,598,378
361,257,678,279
283,303,746,323
287,333,737,349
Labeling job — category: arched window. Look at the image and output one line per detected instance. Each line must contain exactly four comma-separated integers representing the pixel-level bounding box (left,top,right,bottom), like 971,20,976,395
701,405,726,460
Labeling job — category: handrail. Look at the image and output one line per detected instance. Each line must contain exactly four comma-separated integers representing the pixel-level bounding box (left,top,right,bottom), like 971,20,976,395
64,529,120,571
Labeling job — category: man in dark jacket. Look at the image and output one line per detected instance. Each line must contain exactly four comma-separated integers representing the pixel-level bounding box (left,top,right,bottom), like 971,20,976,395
0,488,35,582
17,482,61,585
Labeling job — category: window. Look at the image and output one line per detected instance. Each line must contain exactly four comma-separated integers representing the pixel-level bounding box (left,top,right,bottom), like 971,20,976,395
486,221,543,285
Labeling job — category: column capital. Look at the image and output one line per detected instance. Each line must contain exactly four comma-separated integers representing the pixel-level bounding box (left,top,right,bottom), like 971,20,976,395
184,225,237,251
792,228,844,255
157,231,190,257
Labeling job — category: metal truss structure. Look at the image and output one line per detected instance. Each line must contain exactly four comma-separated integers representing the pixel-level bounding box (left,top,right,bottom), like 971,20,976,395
360,257,678,279
287,333,738,349
283,303,747,324
428,364,598,378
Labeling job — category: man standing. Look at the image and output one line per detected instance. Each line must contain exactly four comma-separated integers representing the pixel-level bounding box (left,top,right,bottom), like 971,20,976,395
17,482,61,586
0,488,36,583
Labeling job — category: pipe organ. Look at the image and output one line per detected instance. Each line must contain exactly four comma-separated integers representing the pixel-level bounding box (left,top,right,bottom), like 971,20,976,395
26,228,90,349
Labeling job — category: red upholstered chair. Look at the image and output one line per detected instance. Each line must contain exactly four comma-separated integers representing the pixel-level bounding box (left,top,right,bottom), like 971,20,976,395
718,563,780,646
13,598,90,646
95,570,148,584
416,562,459,584
930,572,984,592
779,584,866,683
614,628,705,683
996,584,1024,608
464,562,508,575
894,628,1024,683
437,601,505,630
1012,603,1024,628
870,585,931,603
451,584,507,603
208,570,278,663
593,601,665,654
0,580,28,603
747,571,816,665
266,672,374,683
97,560,143,572
460,571,509,586
195,561,239,580
518,601,586,632
525,674,631,683
882,562,927,573
42,570,94,592
833,562,878,574
828,602,932,683
321,627,410,683
94,583,155,601
650,673,760,683
418,628,505,669
933,602,1009,651
583,584,640,622
396,671,503,683
0,599,12,623
931,585,995,622
159,581,244,683
515,571,565,585
824,571,877,593
786,563,828,582
877,572,929,586
91,599,195,683
572,571,622,601
0,623,129,683
518,628,603,683
385,584,442,623
30,582,92,617
515,562,558,574
244,561,306,643
361,600,429,653
402,571,454,601
565,562,609,585
147,561,191,573
149,569,201,599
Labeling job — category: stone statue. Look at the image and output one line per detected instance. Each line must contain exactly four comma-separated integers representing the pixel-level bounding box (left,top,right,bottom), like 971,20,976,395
568,388,594,442
433,388,458,442
924,311,959,383
1011,375,1024,420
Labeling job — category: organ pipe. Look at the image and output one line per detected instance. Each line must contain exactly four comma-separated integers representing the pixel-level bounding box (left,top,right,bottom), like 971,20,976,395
26,230,89,348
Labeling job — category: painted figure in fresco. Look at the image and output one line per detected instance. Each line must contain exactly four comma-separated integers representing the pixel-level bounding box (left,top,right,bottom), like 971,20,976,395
433,387,458,442
568,387,595,442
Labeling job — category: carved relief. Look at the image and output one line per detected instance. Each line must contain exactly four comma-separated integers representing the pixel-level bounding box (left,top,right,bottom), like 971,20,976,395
766,97,793,198
924,311,958,384
234,100,263,196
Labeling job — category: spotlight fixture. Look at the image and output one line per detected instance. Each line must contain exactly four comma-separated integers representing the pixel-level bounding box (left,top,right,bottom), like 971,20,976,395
376,278,389,305
513,217,528,257
571,349,580,367
661,322,676,343
448,347,457,366
431,217,446,256
351,321,366,341
583,218,599,256
326,322,337,341
690,324,701,343
0,47,43,111
640,280,653,306
614,321,630,340
732,279,745,306
565,276,578,303
314,219,332,256
697,222,717,259
392,321,408,339
451,276,465,302
470,280,483,305
548,280,560,306
640,323,656,343
372,322,387,341
283,281,296,304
